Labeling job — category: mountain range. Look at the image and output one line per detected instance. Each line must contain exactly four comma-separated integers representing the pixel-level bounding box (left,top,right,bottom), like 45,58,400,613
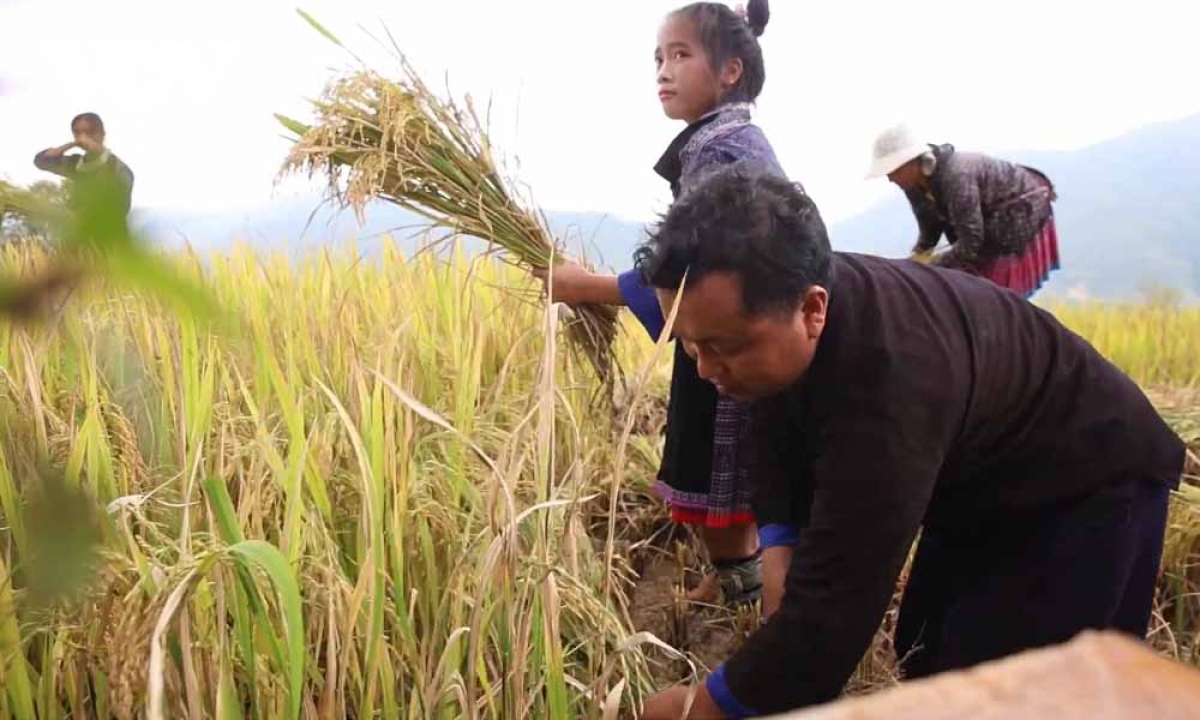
137,113,1200,301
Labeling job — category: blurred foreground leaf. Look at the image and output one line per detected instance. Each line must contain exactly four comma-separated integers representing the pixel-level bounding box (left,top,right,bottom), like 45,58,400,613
23,467,105,608
0,177,230,329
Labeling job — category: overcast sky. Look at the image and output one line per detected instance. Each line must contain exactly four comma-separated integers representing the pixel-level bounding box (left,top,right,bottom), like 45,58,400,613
2,0,1198,225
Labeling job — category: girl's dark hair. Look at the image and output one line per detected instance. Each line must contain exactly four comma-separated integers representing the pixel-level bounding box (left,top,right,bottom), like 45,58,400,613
71,113,105,134
671,0,770,103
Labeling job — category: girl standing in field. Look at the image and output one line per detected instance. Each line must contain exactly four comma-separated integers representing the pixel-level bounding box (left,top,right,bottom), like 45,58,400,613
537,0,796,609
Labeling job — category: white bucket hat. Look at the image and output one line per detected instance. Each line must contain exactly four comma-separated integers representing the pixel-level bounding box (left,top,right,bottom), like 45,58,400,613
866,123,929,179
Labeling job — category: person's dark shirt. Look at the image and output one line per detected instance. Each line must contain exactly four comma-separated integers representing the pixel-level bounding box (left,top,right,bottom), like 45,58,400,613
34,149,135,231
720,253,1184,715
905,144,1054,271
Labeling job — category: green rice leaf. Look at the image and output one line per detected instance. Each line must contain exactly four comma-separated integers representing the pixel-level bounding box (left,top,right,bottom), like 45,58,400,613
226,541,305,720
295,8,345,49
275,113,312,138
202,476,244,546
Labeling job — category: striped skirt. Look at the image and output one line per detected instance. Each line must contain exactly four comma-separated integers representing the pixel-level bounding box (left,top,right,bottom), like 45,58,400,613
654,390,755,529
977,215,1061,299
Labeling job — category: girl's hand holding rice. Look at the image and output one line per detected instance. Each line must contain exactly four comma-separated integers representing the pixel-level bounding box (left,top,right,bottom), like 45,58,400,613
531,259,623,307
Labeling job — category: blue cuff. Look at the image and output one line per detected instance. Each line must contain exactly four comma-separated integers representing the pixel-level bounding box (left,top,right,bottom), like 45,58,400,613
616,268,665,341
706,665,758,718
758,524,800,549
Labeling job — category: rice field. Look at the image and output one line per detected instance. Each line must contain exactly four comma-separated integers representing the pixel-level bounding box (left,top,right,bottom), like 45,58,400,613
0,241,1196,719
1043,301,1200,388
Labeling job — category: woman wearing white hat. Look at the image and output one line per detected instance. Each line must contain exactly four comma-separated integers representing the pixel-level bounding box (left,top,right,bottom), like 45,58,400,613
867,124,1060,298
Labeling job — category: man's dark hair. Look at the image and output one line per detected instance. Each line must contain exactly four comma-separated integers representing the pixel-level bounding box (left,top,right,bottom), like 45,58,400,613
71,113,105,134
671,0,770,104
634,162,832,317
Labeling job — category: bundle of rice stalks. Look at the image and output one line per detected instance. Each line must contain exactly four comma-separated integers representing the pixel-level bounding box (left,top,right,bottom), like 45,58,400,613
277,56,620,386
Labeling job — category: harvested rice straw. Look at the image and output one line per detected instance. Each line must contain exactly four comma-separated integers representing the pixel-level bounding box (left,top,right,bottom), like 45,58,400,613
278,61,620,387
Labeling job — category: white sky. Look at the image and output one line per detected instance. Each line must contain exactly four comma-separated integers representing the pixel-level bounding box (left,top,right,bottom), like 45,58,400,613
2,0,1198,224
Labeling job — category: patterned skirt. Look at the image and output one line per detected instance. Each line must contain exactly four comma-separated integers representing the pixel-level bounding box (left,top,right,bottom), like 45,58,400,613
653,344,755,528
977,215,1061,299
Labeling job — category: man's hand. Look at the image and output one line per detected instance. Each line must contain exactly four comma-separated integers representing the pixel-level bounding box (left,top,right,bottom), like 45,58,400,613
74,135,104,155
530,259,622,307
639,684,728,720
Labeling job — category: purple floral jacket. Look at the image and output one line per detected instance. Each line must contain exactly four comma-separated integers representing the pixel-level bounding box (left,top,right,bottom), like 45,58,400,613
617,103,788,339
907,144,1055,271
